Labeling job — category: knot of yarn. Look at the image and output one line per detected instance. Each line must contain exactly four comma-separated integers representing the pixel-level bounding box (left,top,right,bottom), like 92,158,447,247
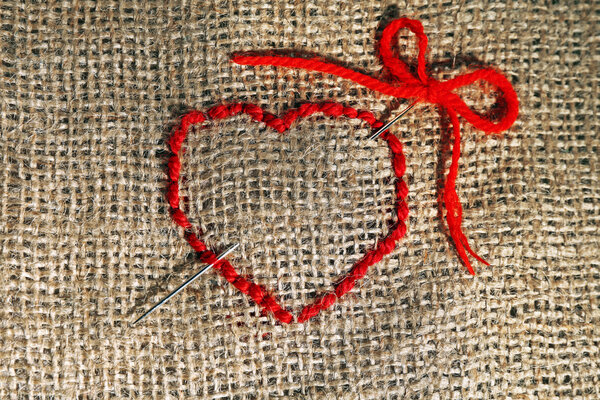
423,82,444,104
232,17,519,274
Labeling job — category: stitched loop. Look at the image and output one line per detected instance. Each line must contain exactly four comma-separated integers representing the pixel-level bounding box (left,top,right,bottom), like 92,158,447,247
167,103,408,323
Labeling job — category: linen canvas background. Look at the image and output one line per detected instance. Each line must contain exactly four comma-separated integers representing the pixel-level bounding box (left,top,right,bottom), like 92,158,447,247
0,0,598,398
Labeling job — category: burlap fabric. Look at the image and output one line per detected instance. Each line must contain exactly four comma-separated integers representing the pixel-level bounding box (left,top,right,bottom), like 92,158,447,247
1,1,598,398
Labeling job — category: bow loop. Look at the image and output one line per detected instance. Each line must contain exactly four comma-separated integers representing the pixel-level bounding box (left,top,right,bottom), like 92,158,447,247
438,68,520,133
379,17,429,85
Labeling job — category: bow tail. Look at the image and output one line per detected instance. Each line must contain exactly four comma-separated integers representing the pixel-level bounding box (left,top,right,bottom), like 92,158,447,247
443,109,490,274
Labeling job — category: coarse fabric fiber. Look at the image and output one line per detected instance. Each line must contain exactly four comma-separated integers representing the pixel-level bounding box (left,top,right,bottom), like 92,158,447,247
0,0,598,399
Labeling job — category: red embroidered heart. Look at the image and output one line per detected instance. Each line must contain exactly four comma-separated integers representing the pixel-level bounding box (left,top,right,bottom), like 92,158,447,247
167,102,408,324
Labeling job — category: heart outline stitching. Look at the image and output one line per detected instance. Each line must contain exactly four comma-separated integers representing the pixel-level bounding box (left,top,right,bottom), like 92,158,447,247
166,102,408,323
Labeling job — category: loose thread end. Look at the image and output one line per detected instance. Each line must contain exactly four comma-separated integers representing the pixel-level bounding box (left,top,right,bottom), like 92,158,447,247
445,189,490,275
449,226,490,275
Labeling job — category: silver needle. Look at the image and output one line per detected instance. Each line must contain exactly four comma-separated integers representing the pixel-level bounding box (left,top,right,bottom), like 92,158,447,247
132,243,240,325
368,101,417,140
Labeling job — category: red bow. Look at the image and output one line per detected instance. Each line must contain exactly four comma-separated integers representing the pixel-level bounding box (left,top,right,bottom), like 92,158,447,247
232,18,519,274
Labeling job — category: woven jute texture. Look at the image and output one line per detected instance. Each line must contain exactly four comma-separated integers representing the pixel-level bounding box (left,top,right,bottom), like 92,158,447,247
1,1,598,399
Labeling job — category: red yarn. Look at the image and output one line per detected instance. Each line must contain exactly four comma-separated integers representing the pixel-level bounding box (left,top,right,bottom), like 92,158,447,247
167,103,407,323
232,17,519,274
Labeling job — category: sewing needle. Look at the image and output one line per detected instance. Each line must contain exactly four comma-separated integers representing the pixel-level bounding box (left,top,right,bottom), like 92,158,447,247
368,101,417,140
132,243,240,325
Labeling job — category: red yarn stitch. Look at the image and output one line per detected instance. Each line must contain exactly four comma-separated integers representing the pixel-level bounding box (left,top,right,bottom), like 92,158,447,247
167,103,407,323
232,17,519,274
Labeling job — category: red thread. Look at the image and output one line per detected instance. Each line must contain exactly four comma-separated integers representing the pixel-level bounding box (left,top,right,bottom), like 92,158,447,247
232,17,519,274
167,103,407,323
